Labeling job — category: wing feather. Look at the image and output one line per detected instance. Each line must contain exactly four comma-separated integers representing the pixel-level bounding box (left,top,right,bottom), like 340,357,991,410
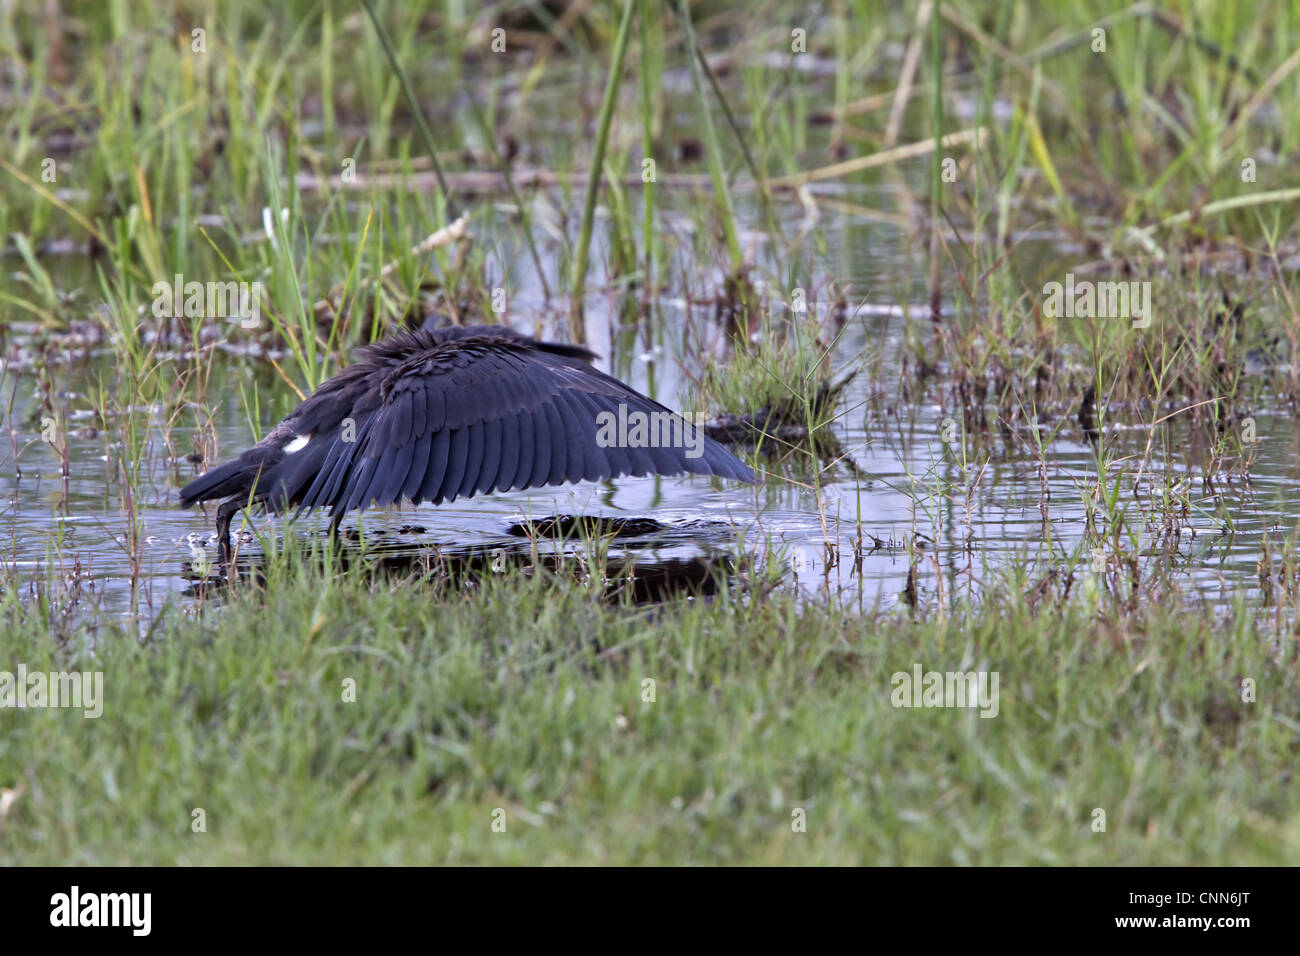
220,328,756,530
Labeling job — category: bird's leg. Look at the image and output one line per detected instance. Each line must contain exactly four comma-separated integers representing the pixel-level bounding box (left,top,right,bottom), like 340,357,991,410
328,508,344,544
216,497,243,565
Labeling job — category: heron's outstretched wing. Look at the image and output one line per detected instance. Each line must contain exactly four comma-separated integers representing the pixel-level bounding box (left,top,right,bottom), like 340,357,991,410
289,337,756,517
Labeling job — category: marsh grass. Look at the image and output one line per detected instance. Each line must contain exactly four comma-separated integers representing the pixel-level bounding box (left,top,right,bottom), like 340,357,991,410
3,1,1300,864
2,544,1298,865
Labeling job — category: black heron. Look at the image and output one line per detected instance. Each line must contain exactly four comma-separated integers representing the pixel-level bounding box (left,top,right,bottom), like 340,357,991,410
180,320,757,560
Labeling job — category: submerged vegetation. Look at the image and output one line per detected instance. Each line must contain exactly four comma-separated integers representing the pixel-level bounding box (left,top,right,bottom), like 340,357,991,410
1,0,1299,864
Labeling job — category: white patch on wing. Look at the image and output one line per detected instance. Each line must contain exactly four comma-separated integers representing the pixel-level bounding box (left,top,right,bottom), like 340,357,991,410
284,434,311,453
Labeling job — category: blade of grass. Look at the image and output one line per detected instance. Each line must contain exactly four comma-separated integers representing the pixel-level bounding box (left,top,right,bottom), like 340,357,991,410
359,0,458,222
677,0,742,272
570,0,637,340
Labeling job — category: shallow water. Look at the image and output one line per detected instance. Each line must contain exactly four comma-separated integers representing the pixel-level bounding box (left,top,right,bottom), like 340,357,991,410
4,178,1300,629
